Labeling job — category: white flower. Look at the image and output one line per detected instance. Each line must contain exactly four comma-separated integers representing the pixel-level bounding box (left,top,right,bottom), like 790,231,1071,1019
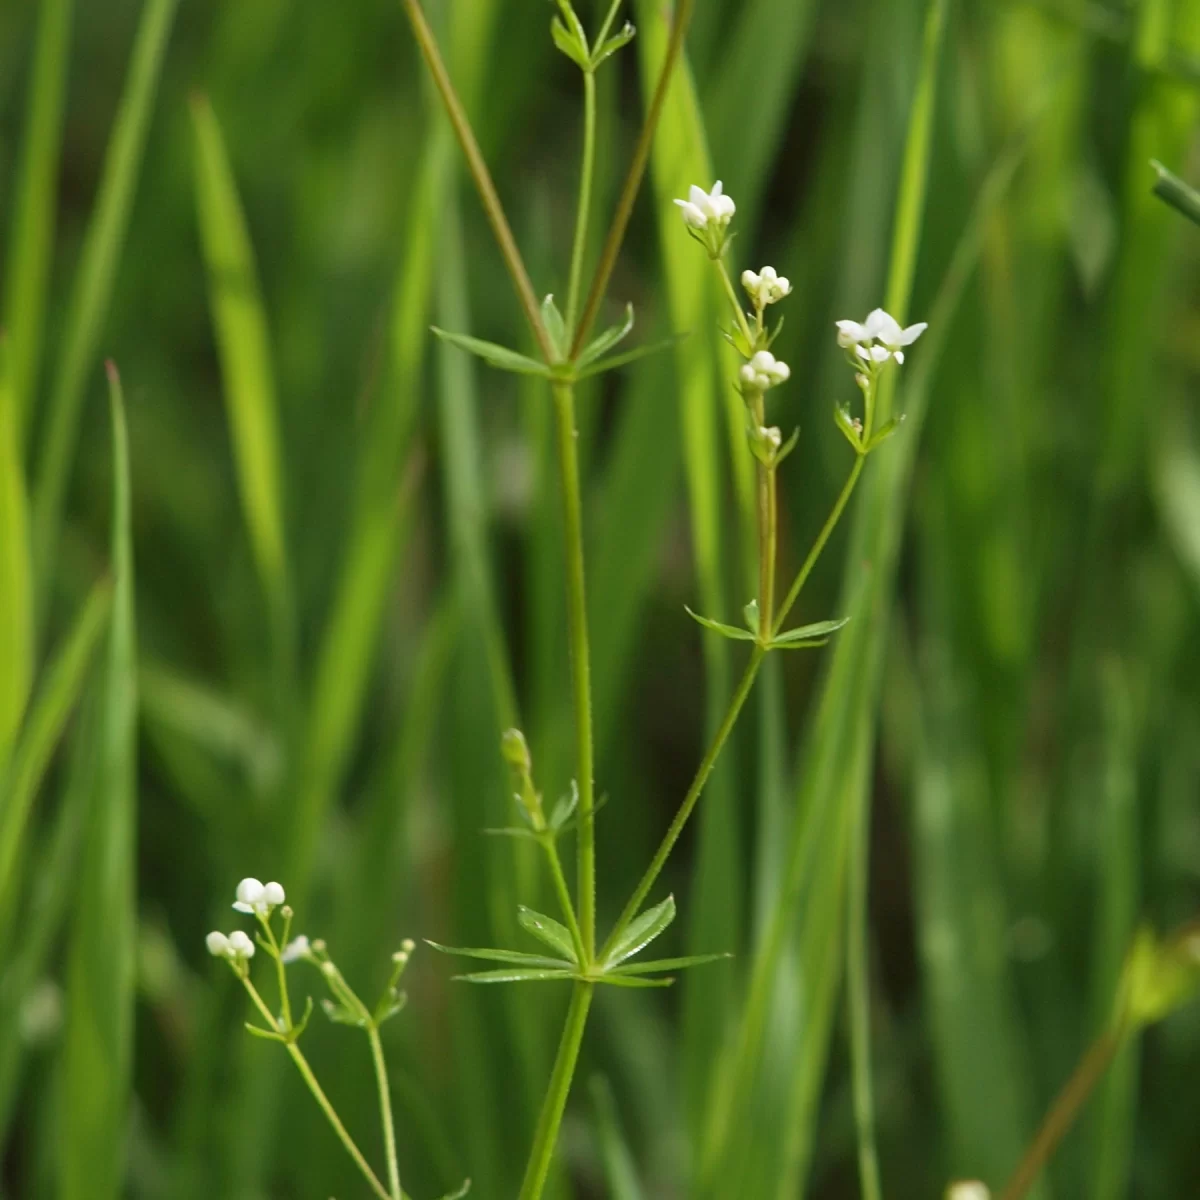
227,930,256,959
836,308,926,362
742,265,792,307
233,877,285,915
282,935,311,964
739,350,791,392
207,929,255,960
673,180,736,229
946,1184,990,1200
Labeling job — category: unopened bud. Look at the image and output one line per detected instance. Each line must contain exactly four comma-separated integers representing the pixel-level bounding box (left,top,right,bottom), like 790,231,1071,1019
500,728,531,773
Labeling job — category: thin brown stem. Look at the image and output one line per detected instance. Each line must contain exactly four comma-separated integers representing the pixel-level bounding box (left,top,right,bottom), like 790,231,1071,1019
569,0,696,358
999,1028,1124,1200
400,0,555,363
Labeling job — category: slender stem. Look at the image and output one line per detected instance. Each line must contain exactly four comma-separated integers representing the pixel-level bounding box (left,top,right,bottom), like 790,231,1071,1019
602,645,766,957
552,383,596,961
715,259,755,350
765,466,777,635
517,981,595,1200
565,69,597,339
400,0,555,363
241,977,392,1200
847,765,882,1200
259,915,293,1031
542,835,588,965
570,0,696,357
368,1025,403,1200
999,1029,1124,1200
773,456,865,637
594,0,624,49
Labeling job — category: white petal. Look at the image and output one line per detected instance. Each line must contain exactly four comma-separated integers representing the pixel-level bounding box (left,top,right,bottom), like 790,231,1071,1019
711,180,724,196
869,345,890,363
769,360,791,382
282,935,311,964
739,364,758,388
688,184,707,206
674,200,707,228
836,320,869,347
898,321,927,345
749,351,777,371
228,931,256,958
863,308,901,342
893,349,905,364
235,878,265,908
775,276,791,296
206,931,231,957
759,265,778,283
742,270,760,290
263,881,285,907
855,344,870,360
712,194,736,219
232,901,254,914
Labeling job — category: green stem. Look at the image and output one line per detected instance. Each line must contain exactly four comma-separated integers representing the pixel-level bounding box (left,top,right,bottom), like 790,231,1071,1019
565,69,597,339
241,976,391,1200
552,383,596,960
999,1028,1124,1200
259,915,293,1032
847,762,882,1200
773,456,864,637
569,0,695,357
715,259,755,350
517,981,595,1200
594,0,624,49
542,834,587,965
368,1024,403,1200
399,0,555,363
603,645,766,958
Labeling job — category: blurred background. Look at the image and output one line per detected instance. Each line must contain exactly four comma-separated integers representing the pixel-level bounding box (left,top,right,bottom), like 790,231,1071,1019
2,0,1200,1197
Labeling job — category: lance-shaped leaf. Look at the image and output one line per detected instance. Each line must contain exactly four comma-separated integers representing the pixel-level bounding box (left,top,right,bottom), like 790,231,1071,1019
685,606,757,642
574,334,688,381
864,414,905,453
743,599,760,636
425,940,573,971
608,952,732,976
541,294,568,359
244,1021,287,1042
518,906,578,962
454,968,575,984
577,303,634,367
592,21,636,67
431,327,553,378
437,1182,472,1200
549,780,579,830
603,895,676,968
595,974,675,988
771,616,851,648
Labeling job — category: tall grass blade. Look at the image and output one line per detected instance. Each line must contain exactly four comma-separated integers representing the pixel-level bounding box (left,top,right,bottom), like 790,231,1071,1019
58,362,138,1200
634,3,742,1139
31,0,177,592
189,94,293,673
0,578,111,946
0,342,34,764
2,0,74,445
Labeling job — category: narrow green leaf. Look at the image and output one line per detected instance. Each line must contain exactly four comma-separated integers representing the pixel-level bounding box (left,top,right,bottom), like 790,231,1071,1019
540,294,568,358
594,974,675,989
552,17,591,70
593,22,637,67
243,1022,287,1043
2,0,74,443
437,1182,472,1200
549,781,580,830
430,325,553,377
454,969,576,984
0,579,110,943
518,906,579,963
573,334,687,380
59,362,138,1200
576,303,634,367
190,94,292,663
426,941,573,971
609,952,731,976
771,616,851,645
603,895,676,968
0,343,33,764
743,599,759,635
33,0,178,587
684,606,757,642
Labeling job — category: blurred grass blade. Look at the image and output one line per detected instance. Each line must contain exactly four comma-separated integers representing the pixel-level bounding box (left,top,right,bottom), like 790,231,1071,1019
190,94,293,669
0,683,100,1139
590,1074,646,1200
2,0,74,443
634,2,744,1137
0,578,111,945
0,342,34,765
59,362,138,1200
1150,159,1200,225
32,0,177,592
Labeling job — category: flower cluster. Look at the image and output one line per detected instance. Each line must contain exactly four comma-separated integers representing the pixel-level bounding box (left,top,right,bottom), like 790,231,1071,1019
739,350,790,393
207,877,289,976
206,929,255,961
835,308,926,366
232,877,285,915
673,181,736,258
742,265,791,309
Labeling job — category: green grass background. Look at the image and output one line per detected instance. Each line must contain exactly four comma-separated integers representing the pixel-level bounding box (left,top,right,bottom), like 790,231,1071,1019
2,0,1200,1196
